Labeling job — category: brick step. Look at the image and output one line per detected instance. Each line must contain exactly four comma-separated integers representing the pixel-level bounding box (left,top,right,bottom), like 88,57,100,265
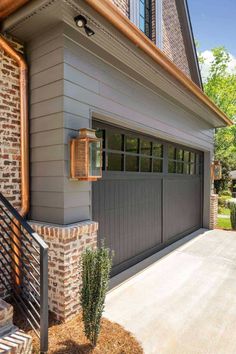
0,300,32,353
0,330,32,354
0,300,13,337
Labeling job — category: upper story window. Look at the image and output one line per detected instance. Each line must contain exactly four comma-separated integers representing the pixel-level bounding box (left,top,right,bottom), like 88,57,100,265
130,0,162,48
139,0,151,38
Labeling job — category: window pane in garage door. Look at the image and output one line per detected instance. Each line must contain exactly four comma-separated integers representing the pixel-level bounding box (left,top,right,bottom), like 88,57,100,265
126,155,139,171
107,132,123,151
126,136,139,153
141,140,152,155
153,159,162,172
153,143,163,158
141,157,151,172
107,153,123,171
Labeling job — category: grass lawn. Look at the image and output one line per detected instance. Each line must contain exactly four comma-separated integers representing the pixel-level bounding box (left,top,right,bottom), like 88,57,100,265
218,207,230,215
217,217,232,230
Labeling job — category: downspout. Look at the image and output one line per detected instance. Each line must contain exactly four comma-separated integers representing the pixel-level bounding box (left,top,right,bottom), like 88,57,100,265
0,35,29,286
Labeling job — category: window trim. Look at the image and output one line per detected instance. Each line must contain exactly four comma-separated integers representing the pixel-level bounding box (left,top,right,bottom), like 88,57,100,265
155,0,162,49
130,0,140,28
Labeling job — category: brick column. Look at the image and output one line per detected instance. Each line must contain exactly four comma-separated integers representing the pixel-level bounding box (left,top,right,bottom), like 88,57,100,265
209,194,218,230
30,221,98,322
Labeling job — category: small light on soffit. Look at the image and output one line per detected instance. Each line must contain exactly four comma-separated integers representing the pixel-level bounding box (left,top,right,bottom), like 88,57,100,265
84,26,95,37
74,15,95,37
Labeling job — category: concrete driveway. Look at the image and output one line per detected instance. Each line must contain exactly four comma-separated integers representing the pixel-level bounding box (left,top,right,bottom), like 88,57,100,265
105,229,236,354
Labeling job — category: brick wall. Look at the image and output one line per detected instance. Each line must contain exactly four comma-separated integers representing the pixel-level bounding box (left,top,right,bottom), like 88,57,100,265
0,36,23,209
0,35,23,298
30,221,98,322
161,0,191,77
209,194,218,230
109,0,191,78
111,0,129,16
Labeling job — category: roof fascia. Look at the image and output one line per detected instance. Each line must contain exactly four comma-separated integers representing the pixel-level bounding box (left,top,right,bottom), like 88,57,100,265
175,0,203,90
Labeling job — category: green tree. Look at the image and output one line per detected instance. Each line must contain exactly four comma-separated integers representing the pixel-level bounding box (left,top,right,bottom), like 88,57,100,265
199,47,236,192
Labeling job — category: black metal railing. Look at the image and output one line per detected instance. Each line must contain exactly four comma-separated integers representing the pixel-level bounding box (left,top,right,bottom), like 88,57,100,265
0,192,48,353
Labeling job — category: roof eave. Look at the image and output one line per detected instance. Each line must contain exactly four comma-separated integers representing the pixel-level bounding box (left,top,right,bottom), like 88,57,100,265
84,0,233,128
0,0,29,20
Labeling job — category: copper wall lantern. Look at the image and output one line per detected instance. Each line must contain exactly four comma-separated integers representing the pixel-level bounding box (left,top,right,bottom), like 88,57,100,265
70,128,102,181
211,160,222,180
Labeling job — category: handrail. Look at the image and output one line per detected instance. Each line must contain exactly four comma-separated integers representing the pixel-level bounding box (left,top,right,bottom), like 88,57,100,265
0,194,46,247
0,192,48,353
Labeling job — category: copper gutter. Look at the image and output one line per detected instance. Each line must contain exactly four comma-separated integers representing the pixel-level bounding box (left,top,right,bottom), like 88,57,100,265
85,0,233,127
0,0,29,20
0,35,29,286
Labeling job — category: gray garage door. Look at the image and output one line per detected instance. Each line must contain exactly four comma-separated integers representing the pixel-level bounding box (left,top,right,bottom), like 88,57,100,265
92,121,203,275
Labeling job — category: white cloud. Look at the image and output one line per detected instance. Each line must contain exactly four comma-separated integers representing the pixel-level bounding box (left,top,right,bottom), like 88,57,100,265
199,50,236,82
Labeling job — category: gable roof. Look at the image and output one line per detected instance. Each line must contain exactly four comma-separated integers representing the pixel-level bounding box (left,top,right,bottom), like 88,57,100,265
175,0,203,89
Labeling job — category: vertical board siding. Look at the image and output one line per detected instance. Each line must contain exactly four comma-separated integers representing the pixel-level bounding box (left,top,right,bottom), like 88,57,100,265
93,174,202,274
163,176,202,242
93,176,162,272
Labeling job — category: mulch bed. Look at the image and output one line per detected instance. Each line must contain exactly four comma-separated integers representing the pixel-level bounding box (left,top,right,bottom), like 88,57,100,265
14,310,143,354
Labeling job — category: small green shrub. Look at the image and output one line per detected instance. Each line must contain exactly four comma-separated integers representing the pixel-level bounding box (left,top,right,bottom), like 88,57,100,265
229,202,236,230
80,246,112,347
218,195,230,208
219,190,232,198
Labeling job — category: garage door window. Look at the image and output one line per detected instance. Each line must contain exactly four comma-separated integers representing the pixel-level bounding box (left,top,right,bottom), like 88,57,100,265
107,131,123,151
107,153,123,171
168,145,200,175
95,125,201,176
95,127,163,173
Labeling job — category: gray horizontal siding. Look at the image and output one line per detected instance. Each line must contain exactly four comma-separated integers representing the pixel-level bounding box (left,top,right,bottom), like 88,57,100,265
28,23,214,225
28,27,67,223
31,161,66,177
31,96,63,119
30,113,64,133
30,64,63,90
31,129,64,148
63,77,213,150
31,145,66,162
31,177,89,193
30,206,64,224
30,47,64,76
63,51,213,149
63,34,214,142
31,191,90,208
64,207,91,225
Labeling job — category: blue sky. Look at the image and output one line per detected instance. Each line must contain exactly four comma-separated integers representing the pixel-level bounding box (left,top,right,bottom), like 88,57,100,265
188,0,236,56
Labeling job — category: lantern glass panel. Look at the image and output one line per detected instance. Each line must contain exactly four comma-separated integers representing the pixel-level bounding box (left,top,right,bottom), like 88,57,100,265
89,140,102,177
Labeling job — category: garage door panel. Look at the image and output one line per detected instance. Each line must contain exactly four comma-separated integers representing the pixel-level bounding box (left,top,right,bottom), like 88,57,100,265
92,121,203,274
93,177,162,268
163,177,201,242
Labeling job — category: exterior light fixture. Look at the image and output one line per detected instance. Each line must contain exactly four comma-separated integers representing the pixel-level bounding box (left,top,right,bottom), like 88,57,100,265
211,160,222,180
74,15,95,37
70,128,102,181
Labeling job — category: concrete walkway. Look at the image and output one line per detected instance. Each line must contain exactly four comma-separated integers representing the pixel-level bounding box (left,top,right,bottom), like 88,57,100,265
105,229,236,354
